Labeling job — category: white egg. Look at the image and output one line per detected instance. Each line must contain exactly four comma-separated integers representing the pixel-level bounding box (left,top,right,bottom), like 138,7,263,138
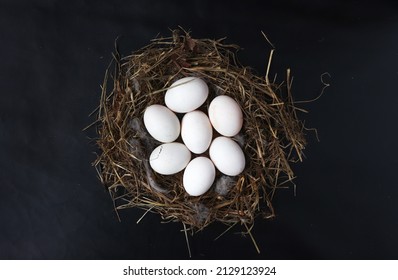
183,157,215,196
149,143,191,175
208,95,243,137
165,77,209,113
209,136,245,176
143,104,180,143
181,111,213,154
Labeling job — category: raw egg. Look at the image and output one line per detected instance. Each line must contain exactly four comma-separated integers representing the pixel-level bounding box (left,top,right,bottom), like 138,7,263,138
149,142,191,175
143,104,180,143
209,136,245,176
181,110,213,154
165,77,208,113
183,157,216,196
208,95,243,137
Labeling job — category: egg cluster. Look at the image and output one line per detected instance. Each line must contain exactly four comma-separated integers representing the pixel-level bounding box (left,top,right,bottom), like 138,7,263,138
143,77,245,197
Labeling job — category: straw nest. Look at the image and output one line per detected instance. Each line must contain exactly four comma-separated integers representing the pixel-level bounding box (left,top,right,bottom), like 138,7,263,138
93,29,306,237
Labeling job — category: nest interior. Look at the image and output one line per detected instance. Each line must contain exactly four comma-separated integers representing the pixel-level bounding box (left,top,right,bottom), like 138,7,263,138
94,30,306,233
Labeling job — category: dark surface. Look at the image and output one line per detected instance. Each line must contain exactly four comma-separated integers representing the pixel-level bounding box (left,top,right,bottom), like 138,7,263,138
1,0,398,259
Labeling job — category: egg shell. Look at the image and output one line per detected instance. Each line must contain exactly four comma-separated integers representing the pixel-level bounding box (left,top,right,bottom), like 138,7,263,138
149,143,191,175
143,104,180,143
208,95,243,137
183,157,216,196
181,110,213,154
165,77,209,113
209,136,245,176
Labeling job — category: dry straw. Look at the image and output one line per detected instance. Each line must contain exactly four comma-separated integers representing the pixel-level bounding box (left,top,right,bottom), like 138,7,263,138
92,29,306,249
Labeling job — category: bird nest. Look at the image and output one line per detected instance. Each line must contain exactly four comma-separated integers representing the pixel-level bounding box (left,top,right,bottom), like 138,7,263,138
93,30,306,241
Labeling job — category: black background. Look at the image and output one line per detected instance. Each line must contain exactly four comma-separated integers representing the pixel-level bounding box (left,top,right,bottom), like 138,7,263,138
1,0,398,259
